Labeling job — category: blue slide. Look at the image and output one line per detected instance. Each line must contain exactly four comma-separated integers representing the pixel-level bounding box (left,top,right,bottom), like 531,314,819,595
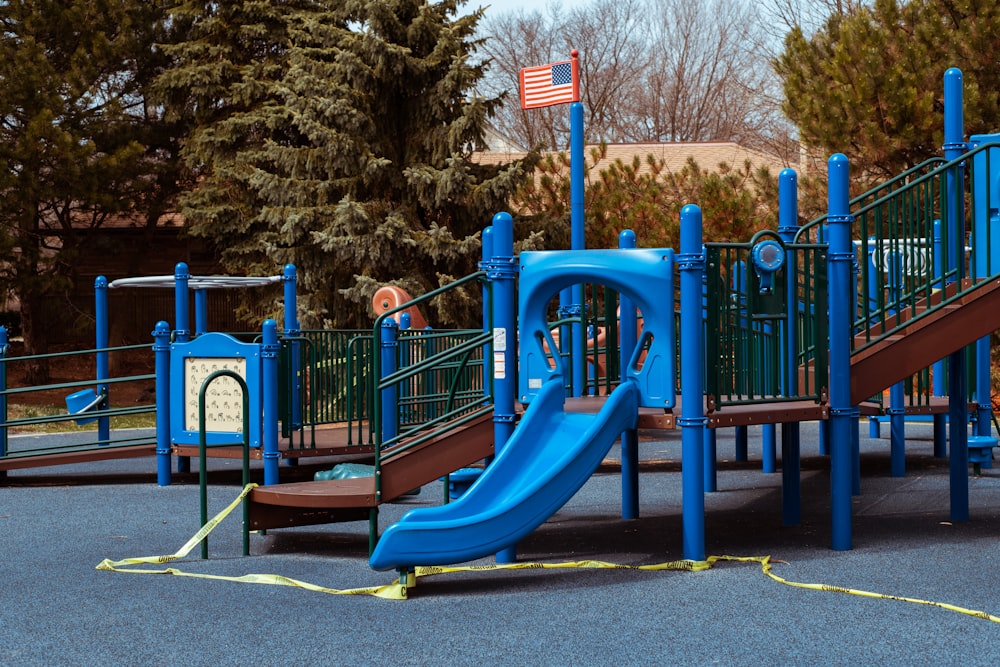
368,378,640,571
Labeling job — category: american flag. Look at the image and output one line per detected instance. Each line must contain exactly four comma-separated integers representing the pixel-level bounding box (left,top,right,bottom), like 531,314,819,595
519,57,579,110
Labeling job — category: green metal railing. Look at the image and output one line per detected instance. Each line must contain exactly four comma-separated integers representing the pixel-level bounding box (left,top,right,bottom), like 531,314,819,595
539,283,631,397
795,143,1000,406
795,157,947,244
0,343,157,464
372,272,494,503
850,144,1000,348
704,232,828,407
277,330,374,449
396,328,487,430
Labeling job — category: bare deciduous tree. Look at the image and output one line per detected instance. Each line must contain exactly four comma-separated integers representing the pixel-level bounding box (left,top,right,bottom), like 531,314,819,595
478,0,650,148
479,0,796,162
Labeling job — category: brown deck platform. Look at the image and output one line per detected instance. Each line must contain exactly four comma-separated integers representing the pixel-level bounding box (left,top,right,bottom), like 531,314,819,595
172,421,376,460
567,394,830,429
0,444,156,472
564,396,675,429
706,400,828,428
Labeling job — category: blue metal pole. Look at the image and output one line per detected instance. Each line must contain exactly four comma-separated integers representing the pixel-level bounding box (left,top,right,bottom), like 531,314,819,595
778,168,801,525
943,67,969,521
173,263,192,474
380,318,399,447
174,262,190,343
886,248,906,477
762,424,776,473
679,204,706,562
399,312,412,427
948,347,969,520
262,319,281,485
943,68,966,281
618,229,640,519
283,264,297,332
703,428,717,492
153,321,172,486
194,290,208,335
283,264,301,432
94,276,110,444
734,426,748,461
889,382,905,477
828,154,856,551
489,212,519,563
570,101,586,397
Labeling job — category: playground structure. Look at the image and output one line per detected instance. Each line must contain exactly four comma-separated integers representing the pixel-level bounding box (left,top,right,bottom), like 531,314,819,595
2,69,1000,572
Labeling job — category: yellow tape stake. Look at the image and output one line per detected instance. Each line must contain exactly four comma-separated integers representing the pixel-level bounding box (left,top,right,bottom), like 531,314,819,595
97,485,1000,618
95,483,408,600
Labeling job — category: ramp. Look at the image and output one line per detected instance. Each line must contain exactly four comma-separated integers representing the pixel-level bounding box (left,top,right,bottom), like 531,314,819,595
368,378,640,571
850,277,1000,404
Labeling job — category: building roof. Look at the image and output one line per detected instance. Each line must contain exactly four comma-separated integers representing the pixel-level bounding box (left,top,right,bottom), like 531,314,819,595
473,141,792,178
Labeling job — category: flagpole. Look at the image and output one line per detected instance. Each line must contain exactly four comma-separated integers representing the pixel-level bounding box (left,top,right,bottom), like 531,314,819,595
519,50,586,396
569,55,586,396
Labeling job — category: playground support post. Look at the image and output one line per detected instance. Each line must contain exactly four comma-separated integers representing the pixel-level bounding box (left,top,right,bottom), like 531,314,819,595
943,67,969,521
679,204,706,562
261,319,280,485
778,168,801,526
94,277,111,444
194,290,208,335
379,318,400,453
154,321,172,486
282,265,302,432
174,262,190,343
173,262,191,474
827,154,856,551
618,229,639,520
487,212,518,563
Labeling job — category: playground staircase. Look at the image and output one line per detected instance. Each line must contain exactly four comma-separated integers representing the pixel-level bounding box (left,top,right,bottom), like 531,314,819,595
246,410,494,531
849,277,1000,405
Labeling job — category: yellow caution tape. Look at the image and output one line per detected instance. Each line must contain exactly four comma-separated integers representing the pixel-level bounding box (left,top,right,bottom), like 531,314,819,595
97,484,1000,618
96,483,407,599
720,554,1000,623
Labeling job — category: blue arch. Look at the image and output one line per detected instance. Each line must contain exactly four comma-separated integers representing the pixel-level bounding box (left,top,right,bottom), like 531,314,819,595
517,248,676,408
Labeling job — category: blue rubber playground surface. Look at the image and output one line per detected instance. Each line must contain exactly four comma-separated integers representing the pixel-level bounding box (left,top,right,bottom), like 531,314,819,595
3,422,1000,665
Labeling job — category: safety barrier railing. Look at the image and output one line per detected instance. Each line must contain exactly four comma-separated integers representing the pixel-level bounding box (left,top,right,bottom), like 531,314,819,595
0,338,157,466
279,329,374,447
795,157,947,244
372,271,494,500
852,142,1000,349
396,328,486,429
793,156,946,406
704,232,828,407
542,282,629,398
795,143,1000,408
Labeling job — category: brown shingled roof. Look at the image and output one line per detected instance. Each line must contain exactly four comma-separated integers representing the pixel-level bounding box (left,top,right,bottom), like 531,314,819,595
473,141,791,178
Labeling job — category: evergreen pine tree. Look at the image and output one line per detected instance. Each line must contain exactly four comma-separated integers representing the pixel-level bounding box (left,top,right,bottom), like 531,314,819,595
158,0,536,328
0,0,174,380
775,0,1000,183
